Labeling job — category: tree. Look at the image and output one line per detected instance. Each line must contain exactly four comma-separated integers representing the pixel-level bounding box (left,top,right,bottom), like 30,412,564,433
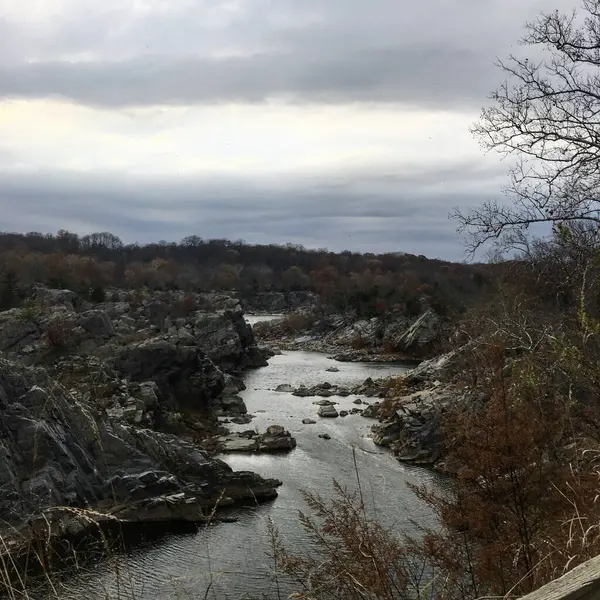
454,1,600,252
0,270,18,310
90,286,106,303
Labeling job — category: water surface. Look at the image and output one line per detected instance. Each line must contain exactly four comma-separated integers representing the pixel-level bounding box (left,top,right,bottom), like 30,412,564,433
56,325,436,599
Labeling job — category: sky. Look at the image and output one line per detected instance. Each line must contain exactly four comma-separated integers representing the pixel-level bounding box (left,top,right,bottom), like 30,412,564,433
0,0,579,260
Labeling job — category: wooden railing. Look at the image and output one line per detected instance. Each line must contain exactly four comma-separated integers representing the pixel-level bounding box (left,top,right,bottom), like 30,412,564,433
519,555,600,600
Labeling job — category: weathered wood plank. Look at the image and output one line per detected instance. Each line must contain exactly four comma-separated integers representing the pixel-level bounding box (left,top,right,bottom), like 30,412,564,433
520,555,600,600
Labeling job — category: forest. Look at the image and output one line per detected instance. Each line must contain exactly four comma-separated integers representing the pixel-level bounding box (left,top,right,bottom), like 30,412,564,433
0,229,491,318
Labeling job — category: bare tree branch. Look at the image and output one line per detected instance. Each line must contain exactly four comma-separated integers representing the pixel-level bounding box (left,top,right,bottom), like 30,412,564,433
453,2,600,252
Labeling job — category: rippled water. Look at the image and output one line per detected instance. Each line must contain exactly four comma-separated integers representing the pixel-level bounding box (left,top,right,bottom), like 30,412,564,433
55,319,438,600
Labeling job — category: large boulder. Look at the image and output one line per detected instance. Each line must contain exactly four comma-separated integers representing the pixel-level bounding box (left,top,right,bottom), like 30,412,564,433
77,310,114,340
393,310,440,354
112,338,224,413
318,405,339,418
0,309,39,352
219,426,296,453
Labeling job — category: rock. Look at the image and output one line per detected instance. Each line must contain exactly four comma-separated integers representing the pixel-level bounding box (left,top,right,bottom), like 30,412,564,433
266,425,285,437
313,399,336,406
137,381,160,409
361,403,382,418
339,410,348,417
260,426,296,452
292,385,311,397
220,437,259,453
220,426,296,453
231,415,253,425
319,433,331,440
393,309,440,354
302,418,316,425
216,395,248,416
32,287,82,310
77,310,114,340
353,399,362,405
112,338,225,414
0,310,39,352
223,373,246,395
275,384,293,393
0,286,283,534
318,405,339,418
325,367,339,372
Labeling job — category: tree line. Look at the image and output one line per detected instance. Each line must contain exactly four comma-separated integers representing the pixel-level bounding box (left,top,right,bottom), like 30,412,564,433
0,230,492,317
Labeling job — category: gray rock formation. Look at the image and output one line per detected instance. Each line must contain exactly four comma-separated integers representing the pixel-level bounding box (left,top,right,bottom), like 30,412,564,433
317,405,339,418
0,357,280,526
368,347,482,468
0,286,279,535
219,425,297,453
254,305,442,360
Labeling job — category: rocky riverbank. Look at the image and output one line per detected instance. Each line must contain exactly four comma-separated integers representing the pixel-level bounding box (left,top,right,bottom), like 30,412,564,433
253,307,442,362
366,346,482,469
0,286,283,557
250,308,478,470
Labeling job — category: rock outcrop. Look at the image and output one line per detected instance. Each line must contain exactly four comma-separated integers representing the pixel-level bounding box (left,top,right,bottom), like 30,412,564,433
240,291,318,313
0,357,280,526
0,287,278,535
290,378,390,399
218,425,297,453
253,307,443,361
367,348,481,468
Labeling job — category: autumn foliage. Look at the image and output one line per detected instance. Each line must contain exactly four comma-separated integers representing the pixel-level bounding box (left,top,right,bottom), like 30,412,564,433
0,230,491,319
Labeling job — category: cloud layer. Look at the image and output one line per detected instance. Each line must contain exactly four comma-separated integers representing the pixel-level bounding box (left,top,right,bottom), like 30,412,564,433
0,161,506,260
0,0,579,257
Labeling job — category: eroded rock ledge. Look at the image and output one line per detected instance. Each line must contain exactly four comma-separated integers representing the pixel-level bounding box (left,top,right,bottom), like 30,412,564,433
0,287,278,546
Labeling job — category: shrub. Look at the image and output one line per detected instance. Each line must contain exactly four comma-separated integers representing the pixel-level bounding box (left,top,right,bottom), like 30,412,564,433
20,298,42,322
90,286,106,303
268,479,425,600
181,293,198,314
45,318,73,349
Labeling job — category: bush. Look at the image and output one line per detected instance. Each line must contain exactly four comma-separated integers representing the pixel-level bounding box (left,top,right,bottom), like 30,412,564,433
45,318,73,349
268,479,424,600
181,293,198,314
90,286,106,303
20,298,42,321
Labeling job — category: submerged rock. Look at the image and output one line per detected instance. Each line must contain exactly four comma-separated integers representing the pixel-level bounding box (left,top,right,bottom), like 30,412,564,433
275,383,293,393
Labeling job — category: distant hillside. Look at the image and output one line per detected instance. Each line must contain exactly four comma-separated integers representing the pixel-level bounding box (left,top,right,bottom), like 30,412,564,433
0,230,493,318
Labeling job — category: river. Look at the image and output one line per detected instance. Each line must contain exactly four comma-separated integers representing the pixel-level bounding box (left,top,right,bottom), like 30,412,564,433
56,316,438,600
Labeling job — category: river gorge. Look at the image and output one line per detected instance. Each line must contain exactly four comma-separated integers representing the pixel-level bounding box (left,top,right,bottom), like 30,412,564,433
52,316,439,600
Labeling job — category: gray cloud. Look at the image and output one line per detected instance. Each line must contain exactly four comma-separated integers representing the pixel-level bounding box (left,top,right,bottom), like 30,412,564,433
0,45,494,109
0,0,579,108
0,160,505,260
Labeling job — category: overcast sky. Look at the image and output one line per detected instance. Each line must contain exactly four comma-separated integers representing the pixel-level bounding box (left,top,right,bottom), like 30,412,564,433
0,0,578,260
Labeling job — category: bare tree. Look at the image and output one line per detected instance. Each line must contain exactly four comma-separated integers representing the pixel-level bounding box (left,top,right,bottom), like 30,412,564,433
454,1,600,252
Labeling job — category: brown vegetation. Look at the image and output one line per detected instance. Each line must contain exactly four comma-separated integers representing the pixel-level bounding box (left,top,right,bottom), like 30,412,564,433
0,230,491,321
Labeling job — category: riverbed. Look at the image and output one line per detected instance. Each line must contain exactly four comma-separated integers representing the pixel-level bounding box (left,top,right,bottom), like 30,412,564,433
56,319,438,600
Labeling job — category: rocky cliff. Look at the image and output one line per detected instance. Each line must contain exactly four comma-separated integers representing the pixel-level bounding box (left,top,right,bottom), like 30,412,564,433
254,307,442,361
368,345,483,468
0,287,278,535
